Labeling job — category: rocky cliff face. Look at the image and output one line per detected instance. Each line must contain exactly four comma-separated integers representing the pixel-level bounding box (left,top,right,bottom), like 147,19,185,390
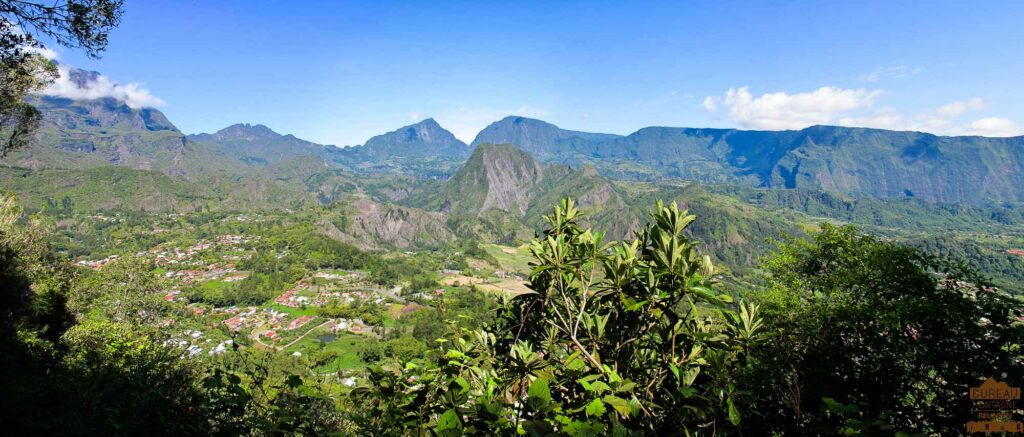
13,95,195,175
479,146,543,215
442,143,542,216
36,95,179,132
476,119,1024,205
345,197,453,248
432,143,636,241
756,126,1024,204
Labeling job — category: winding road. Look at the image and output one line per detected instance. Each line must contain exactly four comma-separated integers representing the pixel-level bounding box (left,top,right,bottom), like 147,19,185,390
251,319,334,351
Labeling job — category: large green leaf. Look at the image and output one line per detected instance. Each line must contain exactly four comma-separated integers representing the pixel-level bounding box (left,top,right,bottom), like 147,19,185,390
727,397,741,426
527,378,552,410
585,398,606,417
435,409,463,437
601,395,633,417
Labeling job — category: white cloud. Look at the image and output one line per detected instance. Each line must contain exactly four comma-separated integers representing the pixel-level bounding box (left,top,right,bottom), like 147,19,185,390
434,104,551,143
700,96,717,112
25,45,59,60
40,63,165,109
840,97,998,135
859,66,923,82
935,97,984,117
702,86,881,130
704,87,1020,137
16,28,163,109
969,118,1021,137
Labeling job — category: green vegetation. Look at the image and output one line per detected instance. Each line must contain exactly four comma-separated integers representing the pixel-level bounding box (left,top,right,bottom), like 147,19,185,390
288,331,371,372
6,2,1020,434
3,192,1022,434
744,224,1023,434
355,199,765,434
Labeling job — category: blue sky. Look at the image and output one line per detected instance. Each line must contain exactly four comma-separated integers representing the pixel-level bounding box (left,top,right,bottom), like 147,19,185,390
43,0,1024,145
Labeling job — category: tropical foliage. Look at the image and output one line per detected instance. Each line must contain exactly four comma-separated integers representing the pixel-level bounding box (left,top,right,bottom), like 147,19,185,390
744,224,1024,435
2,193,1021,435
351,199,766,435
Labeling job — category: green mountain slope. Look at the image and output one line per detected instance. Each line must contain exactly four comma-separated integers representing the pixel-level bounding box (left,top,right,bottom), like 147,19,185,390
0,166,214,212
327,118,470,176
471,118,1024,206
3,79,1021,290
439,143,542,216
187,123,326,166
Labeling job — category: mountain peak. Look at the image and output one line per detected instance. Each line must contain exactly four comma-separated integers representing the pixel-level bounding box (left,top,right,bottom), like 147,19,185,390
213,123,281,140
472,116,621,158
500,115,548,125
63,66,103,89
356,118,469,159
400,118,452,142
442,143,542,216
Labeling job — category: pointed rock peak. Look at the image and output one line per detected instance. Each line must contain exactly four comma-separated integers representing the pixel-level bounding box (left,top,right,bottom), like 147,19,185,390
372,118,459,141
415,117,440,127
63,65,103,89
448,143,542,216
462,143,543,182
403,118,451,140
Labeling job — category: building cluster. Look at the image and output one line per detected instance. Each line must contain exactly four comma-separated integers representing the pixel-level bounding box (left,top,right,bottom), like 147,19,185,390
275,288,308,307
494,270,525,281
161,329,234,358
76,254,119,270
313,271,350,280
331,318,368,334
222,308,260,332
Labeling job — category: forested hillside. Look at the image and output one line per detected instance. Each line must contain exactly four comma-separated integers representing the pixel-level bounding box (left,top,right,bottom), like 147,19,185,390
2,2,1023,433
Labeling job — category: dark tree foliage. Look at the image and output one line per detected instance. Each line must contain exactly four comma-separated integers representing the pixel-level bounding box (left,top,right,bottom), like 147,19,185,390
0,27,53,156
1,0,123,156
1,0,123,57
745,224,1024,435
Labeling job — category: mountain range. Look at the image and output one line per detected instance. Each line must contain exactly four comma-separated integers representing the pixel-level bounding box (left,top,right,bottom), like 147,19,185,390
2,67,1023,290
17,83,1024,207
474,117,1024,206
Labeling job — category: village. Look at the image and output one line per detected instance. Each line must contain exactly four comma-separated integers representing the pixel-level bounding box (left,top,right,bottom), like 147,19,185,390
72,229,397,357
70,221,536,372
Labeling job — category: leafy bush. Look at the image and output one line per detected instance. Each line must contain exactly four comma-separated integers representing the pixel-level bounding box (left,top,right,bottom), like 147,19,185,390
744,224,1024,435
349,199,764,434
